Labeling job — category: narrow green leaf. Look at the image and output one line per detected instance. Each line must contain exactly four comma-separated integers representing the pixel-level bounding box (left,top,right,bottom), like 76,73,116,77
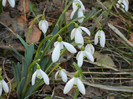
10,46,23,58
17,34,28,50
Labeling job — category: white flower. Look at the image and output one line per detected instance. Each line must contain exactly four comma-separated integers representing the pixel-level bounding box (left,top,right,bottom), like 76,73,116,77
52,37,77,63
0,79,9,96
72,0,85,11
76,47,94,67
85,44,95,55
116,0,129,12
55,68,67,82
70,0,85,23
63,77,85,95
39,19,49,34
32,68,49,85
2,0,15,8
94,30,105,47
71,26,90,48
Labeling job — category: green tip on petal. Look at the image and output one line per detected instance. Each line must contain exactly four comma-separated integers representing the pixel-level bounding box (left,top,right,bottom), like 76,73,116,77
75,23,79,28
58,36,62,42
36,63,41,69
74,71,79,78
76,3,81,8
59,67,62,70
81,46,85,51
98,36,101,38
87,40,91,44
41,16,45,20
0,76,3,80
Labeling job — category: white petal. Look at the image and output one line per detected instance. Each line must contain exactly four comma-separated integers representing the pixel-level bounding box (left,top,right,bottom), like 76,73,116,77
75,29,84,48
85,44,95,54
84,51,94,62
79,0,85,11
2,80,9,93
71,28,76,40
8,0,15,8
94,30,100,45
100,30,106,47
44,20,49,29
62,41,77,53
52,43,61,62
54,41,59,47
2,0,7,7
55,71,59,80
77,78,85,95
60,70,67,82
40,69,49,85
63,78,75,94
79,26,90,36
123,0,129,11
70,10,76,19
32,71,37,85
78,9,84,23
39,20,43,30
76,51,81,59
77,51,83,67
72,1,78,10
0,87,2,96
41,21,48,34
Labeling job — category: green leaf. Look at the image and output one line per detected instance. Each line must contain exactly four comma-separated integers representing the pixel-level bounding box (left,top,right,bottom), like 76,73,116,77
17,34,28,50
51,25,59,35
12,62,21,83
10,46,24,59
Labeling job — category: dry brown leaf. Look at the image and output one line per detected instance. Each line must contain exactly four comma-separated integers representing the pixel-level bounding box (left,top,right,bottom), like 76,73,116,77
129,32,133,44
17,0,30,13
25,22,42,44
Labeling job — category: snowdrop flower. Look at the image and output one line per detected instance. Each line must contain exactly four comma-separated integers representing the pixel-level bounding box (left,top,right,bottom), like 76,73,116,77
2,0,15,8
76,46,94,67
55,67,67,82
0,76,9,96
39,17,49,34
85,40,95,55
94,30,106,47
52,36,77,63
71,23,91,48
116,0,129,12
71,0,85,23
32,64,49,85
63,72,85,95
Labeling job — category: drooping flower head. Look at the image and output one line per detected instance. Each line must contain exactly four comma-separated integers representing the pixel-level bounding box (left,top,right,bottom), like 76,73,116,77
52,36,77,63
55,67,67,82
71,23,91,48
2,0,15,8
116,0,129,12
76,46,94,67
94,29,105,47
32,64,49,85
39,16,49,35
0,76,9,96
71,0,85,23
85,40,95,55
63,72,85,95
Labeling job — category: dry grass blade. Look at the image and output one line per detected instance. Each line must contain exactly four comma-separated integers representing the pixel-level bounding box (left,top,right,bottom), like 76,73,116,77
108,23,133,48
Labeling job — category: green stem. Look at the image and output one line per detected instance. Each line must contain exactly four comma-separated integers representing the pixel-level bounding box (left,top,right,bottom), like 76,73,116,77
48,64,59,76
74,89,79,99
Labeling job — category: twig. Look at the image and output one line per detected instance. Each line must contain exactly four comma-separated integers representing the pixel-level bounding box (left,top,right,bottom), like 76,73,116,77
0,21,17,37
